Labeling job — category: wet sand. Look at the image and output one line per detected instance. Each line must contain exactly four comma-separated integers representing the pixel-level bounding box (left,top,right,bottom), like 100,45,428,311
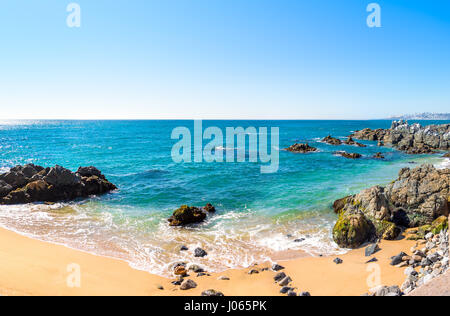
0,226,419,296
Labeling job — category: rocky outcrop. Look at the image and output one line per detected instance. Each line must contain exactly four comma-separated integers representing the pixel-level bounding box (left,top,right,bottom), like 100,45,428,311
332,164,449,248
373,152,385,159
0,164,116,205
335,152,362,159
352,121,450,154
322,136,342,146
343,137,366,148
168,204,216,226
285,143,318,153
444,153,450,158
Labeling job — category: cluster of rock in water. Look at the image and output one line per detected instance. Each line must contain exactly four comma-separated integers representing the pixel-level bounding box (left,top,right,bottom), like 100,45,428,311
351,120,450,154
0,164,117,205
286,121,450,160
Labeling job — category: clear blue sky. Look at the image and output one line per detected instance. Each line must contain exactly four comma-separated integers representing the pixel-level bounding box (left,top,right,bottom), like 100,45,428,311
0,0,449,119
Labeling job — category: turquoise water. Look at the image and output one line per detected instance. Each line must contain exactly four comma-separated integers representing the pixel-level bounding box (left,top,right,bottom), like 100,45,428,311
0,120,448,275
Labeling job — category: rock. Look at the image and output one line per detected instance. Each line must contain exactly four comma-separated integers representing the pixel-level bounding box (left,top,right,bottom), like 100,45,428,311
76,166,104,179
391,252,407,266
180,279,197,290
430,216,448,235
201,289,224,296
272,263,285,271
332,164,449,249
274,272,286,282
188,264,204,273
218,276,230,281
174,266,187,276
194,248,208,258
366,258,378,263
365,242,380,257
335,151,362,159
248,269,259,275
285,143,318,153
333,258,343,265
352,121,450,154
322,135,342,145
280,286,292,294
444,153,450,158
373,152,385,159
332,210,372,249
332,196,351,214
156,285,164,290
180,245,189,251
0,164,116,205
404,267,416,276
278,276,292,286
299,292,311,296
203,203,216,213
344,136,367,147
168,205,207,226
287,290,297,296
294,238,305,243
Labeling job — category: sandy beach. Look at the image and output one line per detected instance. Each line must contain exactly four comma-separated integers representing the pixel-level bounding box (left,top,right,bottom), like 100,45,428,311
0,226,417,296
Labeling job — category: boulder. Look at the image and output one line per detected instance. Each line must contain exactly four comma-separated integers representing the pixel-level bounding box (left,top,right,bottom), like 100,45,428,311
168,205,207,226
285,143,318,153
373,152,385,159
201,289,224,296
332,209,373,248
203,203,216,213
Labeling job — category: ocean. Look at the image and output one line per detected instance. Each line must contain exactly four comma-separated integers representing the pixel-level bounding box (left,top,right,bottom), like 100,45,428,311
0,120,448,276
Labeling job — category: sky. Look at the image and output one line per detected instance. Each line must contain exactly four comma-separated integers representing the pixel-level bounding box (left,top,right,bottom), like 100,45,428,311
0,0,449,119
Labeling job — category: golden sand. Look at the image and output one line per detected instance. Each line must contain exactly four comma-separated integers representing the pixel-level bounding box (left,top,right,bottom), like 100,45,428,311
0,227,416,296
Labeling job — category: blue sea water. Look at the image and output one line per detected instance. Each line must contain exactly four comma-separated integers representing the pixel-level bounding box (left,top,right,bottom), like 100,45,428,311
0,120,448,275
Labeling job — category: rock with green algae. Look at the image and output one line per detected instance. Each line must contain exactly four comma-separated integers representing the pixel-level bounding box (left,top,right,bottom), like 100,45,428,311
332,210,373,248
430,216,448,234
373,220,401,240
168,205,207,226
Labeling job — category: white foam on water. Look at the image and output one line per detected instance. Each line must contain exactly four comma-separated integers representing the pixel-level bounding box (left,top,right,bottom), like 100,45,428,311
0,202,344,278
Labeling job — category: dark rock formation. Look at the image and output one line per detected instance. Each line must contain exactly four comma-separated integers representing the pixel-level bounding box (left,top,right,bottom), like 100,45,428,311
351,121,449,154
0,164,116,205
168,204,216,226
343,136,366,148
332,164,449,248
335,151,362,159
322,135,342,145
285,143,318,153
373,152,385,159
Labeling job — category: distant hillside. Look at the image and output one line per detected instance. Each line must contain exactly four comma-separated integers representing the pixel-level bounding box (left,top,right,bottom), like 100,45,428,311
388,113,450,120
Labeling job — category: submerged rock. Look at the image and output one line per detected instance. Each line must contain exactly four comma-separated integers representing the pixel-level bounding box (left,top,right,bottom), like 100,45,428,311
373,152,385,159
285,143,318,153
0,164,116,205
